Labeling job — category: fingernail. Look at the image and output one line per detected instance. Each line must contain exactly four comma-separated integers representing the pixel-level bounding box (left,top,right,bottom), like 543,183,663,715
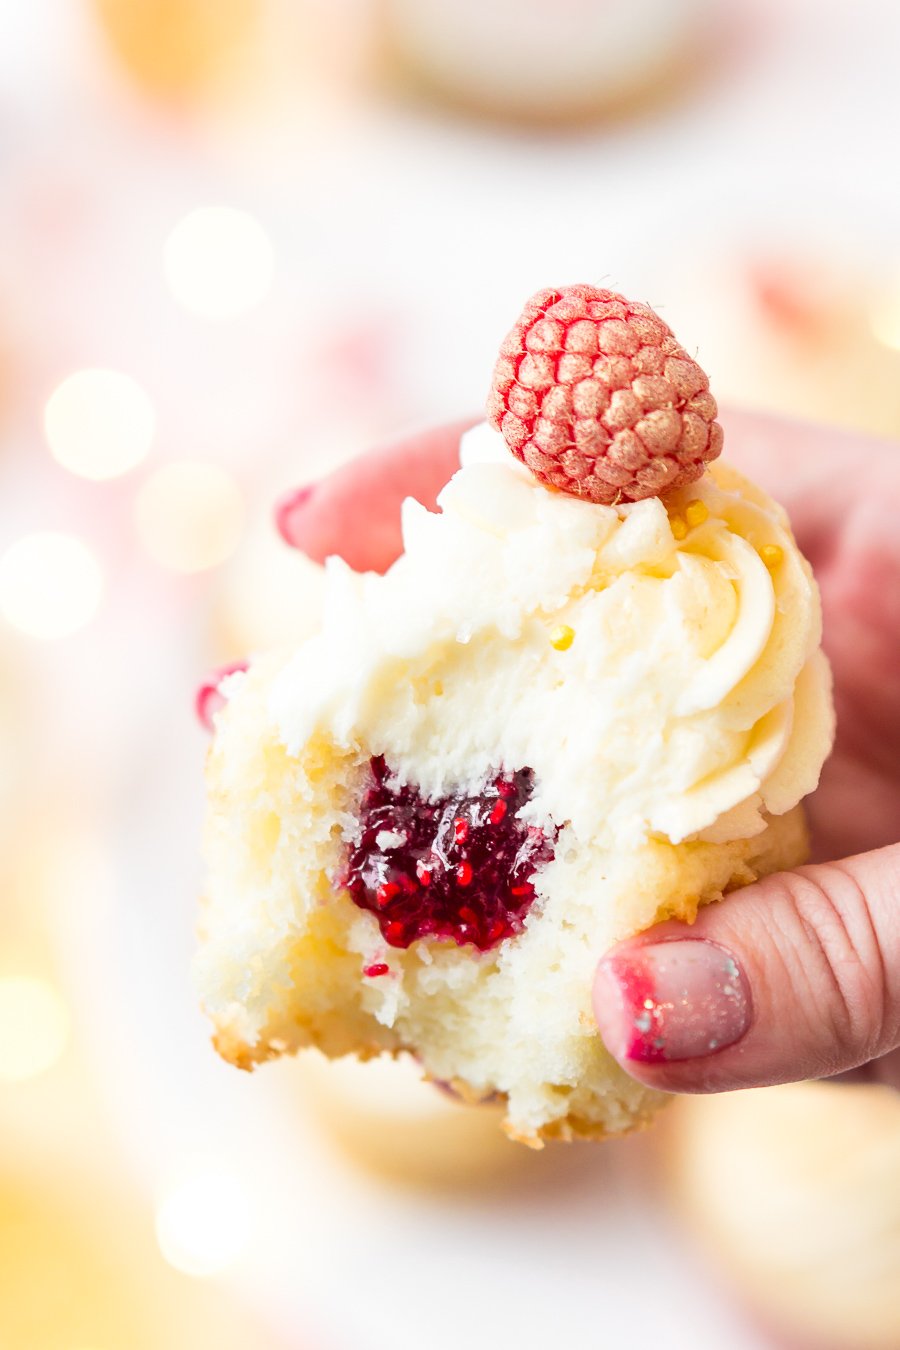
274,484,316,548
595,938,752,1064
195,660,249,732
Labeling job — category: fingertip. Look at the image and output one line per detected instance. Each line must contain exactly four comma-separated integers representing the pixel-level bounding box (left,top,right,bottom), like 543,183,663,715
273,417,477,572
195,660,249,733
274,484,316,550
592,954,631,1063
593,934,754,1094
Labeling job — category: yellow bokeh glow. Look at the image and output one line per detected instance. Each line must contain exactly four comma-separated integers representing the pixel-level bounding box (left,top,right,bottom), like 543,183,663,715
0,533,103,640
44,368,156,480
868,287,900,352
135,461,244,572
155,1172,252,1278
0,976,70,1082
163,207,274,320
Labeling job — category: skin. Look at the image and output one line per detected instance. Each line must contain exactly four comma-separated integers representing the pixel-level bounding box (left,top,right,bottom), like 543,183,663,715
277,409,900,1094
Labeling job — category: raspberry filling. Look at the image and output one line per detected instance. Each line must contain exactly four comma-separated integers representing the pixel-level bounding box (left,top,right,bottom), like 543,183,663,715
343,756,557,952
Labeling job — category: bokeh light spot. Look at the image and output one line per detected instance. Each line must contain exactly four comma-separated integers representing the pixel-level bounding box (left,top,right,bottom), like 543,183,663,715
44,368,155,480
135,462,244,572
0,976,70,1081
155,1172,253,1277
0,533,103,640
163,207,274,320
868,287,900,351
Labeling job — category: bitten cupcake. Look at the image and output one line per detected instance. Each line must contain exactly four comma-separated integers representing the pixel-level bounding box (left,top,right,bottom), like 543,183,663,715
195,286,834,1145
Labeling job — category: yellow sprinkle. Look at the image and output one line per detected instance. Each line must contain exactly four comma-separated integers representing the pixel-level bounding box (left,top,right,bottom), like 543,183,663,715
550,624,575,651
685,499,709,528
759,544,784,569
433,680,444,696
670,515,688,541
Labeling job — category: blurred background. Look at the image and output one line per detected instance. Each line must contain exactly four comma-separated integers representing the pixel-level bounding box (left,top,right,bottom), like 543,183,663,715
2,2,900,1348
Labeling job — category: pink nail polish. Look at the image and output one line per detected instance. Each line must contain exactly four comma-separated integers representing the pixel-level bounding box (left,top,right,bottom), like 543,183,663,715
195,660,249,732
597,939,752,1064
274,484,315,548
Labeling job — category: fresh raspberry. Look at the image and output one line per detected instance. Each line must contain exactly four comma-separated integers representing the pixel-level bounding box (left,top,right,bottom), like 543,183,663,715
488,284,723,504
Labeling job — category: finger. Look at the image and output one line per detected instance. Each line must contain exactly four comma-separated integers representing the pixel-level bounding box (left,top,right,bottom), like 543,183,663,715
278,408,896,573
195,662,248,732
593,843,900,1094
275,418,476,573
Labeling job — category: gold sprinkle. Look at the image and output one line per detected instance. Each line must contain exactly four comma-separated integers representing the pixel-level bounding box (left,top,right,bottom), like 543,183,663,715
685,499,709,528
433,680,444,696
670,515,688,541
759,544,784,569
550,624,575,651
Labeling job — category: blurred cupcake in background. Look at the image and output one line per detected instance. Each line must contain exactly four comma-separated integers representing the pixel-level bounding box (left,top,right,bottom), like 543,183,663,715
88,0,379,113
375,0,720,126
91,0,267,99
292,1051,531,1188
660,1084,900,1350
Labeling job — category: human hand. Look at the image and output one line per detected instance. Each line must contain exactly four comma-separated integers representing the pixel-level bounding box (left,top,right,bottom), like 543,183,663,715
274,409,900,1093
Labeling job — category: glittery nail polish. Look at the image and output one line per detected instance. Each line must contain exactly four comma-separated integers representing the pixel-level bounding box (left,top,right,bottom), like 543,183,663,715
596,938,752,1063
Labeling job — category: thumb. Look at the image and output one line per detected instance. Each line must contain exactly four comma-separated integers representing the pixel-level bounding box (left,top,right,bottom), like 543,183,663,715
593,844,900,1093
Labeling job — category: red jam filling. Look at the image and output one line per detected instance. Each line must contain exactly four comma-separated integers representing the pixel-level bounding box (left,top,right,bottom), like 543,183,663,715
343,756,557,952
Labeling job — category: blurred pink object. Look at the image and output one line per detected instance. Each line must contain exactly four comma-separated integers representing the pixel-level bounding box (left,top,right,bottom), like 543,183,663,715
669,252,900,439
195,660,249,732
274,485,316,550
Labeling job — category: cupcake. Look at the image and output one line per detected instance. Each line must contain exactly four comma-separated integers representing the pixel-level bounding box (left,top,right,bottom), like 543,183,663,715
196,286,834,1145
376,0,716,127
292,1051,523,1187
661,1084,900,1350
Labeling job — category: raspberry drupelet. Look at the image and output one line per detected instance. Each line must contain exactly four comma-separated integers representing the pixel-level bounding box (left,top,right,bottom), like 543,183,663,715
488,284,723,504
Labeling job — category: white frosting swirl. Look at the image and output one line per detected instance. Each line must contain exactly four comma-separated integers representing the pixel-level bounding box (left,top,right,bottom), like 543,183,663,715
271,423,833,849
